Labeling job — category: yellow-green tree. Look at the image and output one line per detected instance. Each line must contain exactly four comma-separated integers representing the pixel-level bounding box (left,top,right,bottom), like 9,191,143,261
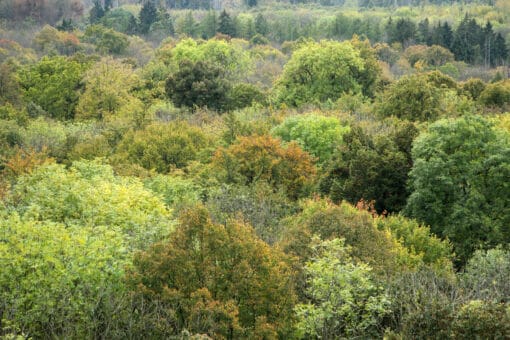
115,121,210,173
273,40,366,107
11,160,172,249
0,214,128,339
17,56,90,120
76,57,143,121
295,238,390,339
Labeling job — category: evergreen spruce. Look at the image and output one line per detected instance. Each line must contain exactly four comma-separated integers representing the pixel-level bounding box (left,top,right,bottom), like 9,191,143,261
139,0,158,34
89,0,105,24
218,10,236,37
255,13,269,36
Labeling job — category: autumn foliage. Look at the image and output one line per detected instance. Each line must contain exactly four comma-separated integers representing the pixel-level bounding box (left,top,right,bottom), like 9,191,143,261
212,135,317,199
127,205,296,338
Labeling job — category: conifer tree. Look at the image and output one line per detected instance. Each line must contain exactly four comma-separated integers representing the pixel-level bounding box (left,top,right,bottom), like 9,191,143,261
254,13,268,36
200,10,217,39
139,0,158,34
494,33,508,66
89,0,105,24
218,10,236,37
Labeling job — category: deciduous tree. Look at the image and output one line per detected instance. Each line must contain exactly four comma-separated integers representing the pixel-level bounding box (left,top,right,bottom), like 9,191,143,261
212,135,317,200
165,60,230,111
405,115,510,265
274,40,365,106
127,205,297,338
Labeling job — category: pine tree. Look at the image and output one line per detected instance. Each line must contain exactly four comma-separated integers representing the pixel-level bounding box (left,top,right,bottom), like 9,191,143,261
417,18,432,45
451,15,479,64
218,10,236,37
127,14,139,35
435,22,453,49
57,18,74,31
139,0,158,34
483,21,496,67
494,33,508,66
199,10,217,39
384,17,396,43
89,0,105,24
180,11,197,37
104,0,113,11
254,13,268,36
243,17,256,39
394,18,416,47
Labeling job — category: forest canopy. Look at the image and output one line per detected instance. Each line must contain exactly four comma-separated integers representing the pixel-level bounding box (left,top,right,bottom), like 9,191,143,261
1,0,510,338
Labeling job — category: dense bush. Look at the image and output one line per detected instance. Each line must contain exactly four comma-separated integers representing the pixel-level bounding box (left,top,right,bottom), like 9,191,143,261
295,238,390,339
376,71,465,121
207,182,297,244
76,57,143,121
451,300,510,339
1,8,510,338
82,25,130,55
280,199,436,276
17,56,90,120
273,40,366,106
0,214,129,339
461,248,510,302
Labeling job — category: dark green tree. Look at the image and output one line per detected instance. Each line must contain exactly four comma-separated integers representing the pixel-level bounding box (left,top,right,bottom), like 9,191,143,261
432,21,453,49
127,12,139,34
405,115,510,265
394,18,416,47
451,15,483,64
417,18,432,45
218,10,236,37
138,0,158,34
482,21,497,67
104,0,113,11
165,60,230,111
254,13,269,36
56,18,74,31
494,33,508,66
89,0,105,24
320,121,418,213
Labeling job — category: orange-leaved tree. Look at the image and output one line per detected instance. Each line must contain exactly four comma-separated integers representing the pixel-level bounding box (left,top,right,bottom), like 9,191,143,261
212,135,316,200
126,205,297,339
